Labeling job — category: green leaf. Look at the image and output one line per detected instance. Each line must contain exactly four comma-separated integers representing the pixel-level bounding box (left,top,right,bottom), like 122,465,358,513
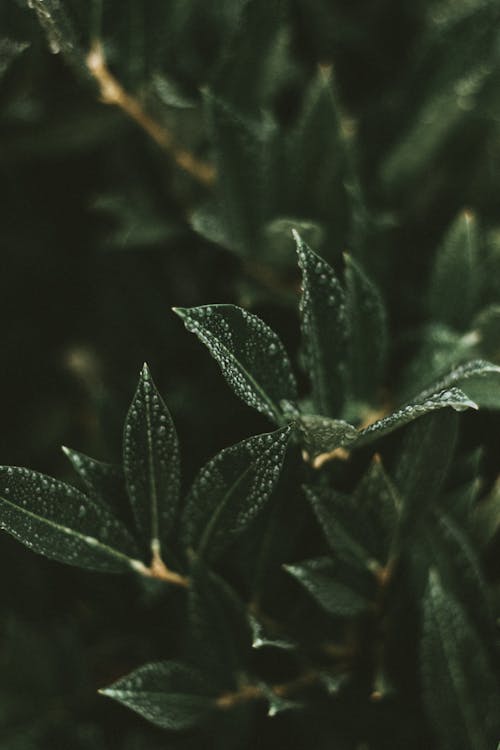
187,557,251,689
284,557,374,617
344,253,388,403
0,468,139,573
394,409,458,536
423,509,493,638
354,387,477,448
202,89,276,255
428,211,480,330
417,359,500,410
62,446,127,520
100,661,215,730
421,570,500,750
294,232,347,417
286,70,355,248
352,457,401,565
298,415,358,459
174,305,297,423
123,364,180,559
304,486,380,573
182,425,291,560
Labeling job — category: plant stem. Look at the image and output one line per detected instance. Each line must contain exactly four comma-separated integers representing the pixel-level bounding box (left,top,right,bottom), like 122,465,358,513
86,40,216,187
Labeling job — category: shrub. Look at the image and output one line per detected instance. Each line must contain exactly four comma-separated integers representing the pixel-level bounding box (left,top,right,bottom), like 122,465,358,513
1,2,500,748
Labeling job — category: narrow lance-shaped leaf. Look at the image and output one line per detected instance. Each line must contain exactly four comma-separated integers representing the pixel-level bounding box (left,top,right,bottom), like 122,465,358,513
395,408,458,536
352,457,401,566
62,446,127,521
286,70,352,243
100,661,215,731
187,557,252,689
345,253,388,404
428,210,480,331
354,387,477,448
0,467,139,573
416,359,500,411
182,425,291,561
284,557,375,617
424,509,493,640
304,485,380,573
202,89,277,255
294,232,347,418
174,305,297,424
123,364,180,559
420,570,500,750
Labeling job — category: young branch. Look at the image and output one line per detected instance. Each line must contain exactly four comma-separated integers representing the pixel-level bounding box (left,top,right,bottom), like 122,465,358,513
85,40,216,187
131,551,189,588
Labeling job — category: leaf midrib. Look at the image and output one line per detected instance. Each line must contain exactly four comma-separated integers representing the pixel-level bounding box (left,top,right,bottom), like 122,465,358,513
196,322,283,423
0,493,135,568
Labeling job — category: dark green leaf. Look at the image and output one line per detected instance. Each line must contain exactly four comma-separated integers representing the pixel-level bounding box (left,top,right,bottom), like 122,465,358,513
428,211,480,330
294,232,347,417
417,359,500,410
304,486,380,573
421,570,500,750
123,364,180,559
202,89,277,255
352,457,401,565
298,415,358,459
345,253,388,403
287,70,354,247
423,509,493,638
0,468,139,573
182,425,291,560
284,557,374,617
174,305,297,424
62,446,126,520
100,661,215,730
394,409,458,536
355,387,476,448
187,557,251,689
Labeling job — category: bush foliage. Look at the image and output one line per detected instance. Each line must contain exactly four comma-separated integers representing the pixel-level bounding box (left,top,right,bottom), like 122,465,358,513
1,1,500,748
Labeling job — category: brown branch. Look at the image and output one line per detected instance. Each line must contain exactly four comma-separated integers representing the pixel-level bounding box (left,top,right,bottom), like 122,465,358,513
131,545,189,588
86,40,216,187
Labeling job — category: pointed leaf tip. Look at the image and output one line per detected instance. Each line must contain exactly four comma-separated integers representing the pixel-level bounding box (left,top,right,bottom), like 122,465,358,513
296,239,347,417
123,366,180,558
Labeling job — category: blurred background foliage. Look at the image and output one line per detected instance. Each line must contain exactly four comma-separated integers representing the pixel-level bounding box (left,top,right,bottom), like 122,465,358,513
2,0,500,747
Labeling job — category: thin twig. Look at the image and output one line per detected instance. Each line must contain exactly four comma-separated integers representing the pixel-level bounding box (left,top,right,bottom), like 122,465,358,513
86,40,216,187
131,557,189,588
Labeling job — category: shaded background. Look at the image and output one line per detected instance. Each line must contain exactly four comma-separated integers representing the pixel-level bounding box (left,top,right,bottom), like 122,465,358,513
1,0,500,747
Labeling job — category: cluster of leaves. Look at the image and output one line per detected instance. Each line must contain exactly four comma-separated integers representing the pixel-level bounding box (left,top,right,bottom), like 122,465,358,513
2,231,500,749
2,1,500,749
